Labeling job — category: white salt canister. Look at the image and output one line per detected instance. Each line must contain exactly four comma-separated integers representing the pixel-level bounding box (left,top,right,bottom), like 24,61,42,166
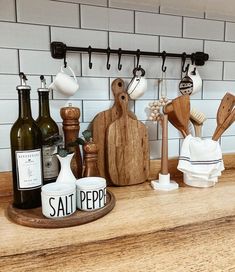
41,182,76,218
76,177,106,211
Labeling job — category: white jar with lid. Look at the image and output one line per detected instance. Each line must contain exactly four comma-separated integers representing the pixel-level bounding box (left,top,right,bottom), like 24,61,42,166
41,182,76,218
76,177,106,211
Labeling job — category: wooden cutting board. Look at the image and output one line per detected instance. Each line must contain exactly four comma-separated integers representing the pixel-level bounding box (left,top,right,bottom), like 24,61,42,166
91,78,136,180
107,92,149,186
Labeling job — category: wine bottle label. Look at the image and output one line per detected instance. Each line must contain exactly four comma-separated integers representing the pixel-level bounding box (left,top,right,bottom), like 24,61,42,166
16,149,43,190
42,145,59,180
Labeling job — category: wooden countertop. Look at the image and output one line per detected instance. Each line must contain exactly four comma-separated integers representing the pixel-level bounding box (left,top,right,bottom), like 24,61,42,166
1,157,235,272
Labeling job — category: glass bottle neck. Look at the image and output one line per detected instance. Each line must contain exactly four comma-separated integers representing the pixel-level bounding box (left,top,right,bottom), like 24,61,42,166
38,91,50,118
18,89,32,119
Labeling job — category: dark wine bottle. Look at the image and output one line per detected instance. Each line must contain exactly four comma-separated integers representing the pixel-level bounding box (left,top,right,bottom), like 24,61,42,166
10,73,43,209
36,76,59,185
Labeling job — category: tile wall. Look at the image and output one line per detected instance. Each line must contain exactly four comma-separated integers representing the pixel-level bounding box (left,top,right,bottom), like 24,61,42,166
0,0,235,171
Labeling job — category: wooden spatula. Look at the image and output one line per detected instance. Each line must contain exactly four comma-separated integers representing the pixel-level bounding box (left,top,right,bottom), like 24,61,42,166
212,92,235,141
91,78,136,180
163,95,190,138
107,93,149,186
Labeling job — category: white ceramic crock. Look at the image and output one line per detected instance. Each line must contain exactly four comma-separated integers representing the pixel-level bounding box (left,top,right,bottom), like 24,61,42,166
76,177,106,211
41,182,76,218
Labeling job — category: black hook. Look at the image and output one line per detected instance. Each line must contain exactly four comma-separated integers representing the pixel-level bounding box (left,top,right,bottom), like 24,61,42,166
64,51,67,68
88,46,92,69
181,52,187,73
191,53,195,65
136,49,141,68
106,47,111,70
161,51,167,72
118,48,122,70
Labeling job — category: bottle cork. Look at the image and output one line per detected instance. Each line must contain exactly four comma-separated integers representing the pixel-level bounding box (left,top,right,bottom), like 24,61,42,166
83,138,100,177
60,103,82,179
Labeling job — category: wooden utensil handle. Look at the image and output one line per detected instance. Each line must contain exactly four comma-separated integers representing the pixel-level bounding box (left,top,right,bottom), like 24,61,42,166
161,114,168,175
212,109,235,141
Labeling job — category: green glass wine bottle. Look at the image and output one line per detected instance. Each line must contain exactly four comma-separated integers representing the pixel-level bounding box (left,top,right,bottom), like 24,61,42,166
10,73,43,209
36,76,59,185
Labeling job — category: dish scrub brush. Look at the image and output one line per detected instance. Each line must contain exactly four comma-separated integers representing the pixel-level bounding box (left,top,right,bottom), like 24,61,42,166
190,108,207,138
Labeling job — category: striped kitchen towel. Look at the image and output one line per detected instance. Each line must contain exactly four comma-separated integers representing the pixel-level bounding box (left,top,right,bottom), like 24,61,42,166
177,135,224,187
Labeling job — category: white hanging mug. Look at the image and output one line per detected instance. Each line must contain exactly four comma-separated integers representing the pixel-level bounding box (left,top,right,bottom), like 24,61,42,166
49,66,79,96
187,64,202,95
127,66,147,99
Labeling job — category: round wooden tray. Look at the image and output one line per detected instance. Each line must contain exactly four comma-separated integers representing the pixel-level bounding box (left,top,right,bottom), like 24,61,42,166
6,190,115,228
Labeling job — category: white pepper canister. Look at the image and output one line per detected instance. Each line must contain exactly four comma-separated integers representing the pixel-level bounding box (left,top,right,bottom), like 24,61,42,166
41,182,76,218
76,177,106,211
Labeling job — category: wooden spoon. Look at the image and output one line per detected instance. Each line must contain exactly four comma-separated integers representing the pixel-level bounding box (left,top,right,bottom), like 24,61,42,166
212,92,235,141
163,95,190,138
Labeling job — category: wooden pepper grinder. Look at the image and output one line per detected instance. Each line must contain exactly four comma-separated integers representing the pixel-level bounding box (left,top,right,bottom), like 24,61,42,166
83,138,100,177
60,104,83,178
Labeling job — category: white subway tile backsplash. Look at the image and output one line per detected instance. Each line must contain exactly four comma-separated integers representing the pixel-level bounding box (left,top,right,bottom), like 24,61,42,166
160,37,203,54
82,54,134,77
0,49,18,74
149,139,179,159
205,41,235,61
221,137,235,153
0,149,11,172
224,62,235,80
0,22,49,50
134,100,152,121
0,100,18,123
109,32,159,52
81,5,134,32
139,57,181,79
203,81,235,99
206,11,235,22
83,100,113,122
135,12,182,37
160,5,204,18
0,75,51,99
225,22,235,42
53,77,109,100
0,125,11,148
0,1,234,167
20,50,81,76
0,0,15,22
53,0,107,6
190,100,220,119
51,27,108,48
158,122,182,139
17,0,79,27
109,0,159,12
183,18,224,41
202,118,217,137
197,61,223,80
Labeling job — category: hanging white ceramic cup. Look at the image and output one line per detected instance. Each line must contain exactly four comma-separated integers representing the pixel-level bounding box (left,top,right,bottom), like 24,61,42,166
127,66,147,99
49,66,79,96
187,64,202,95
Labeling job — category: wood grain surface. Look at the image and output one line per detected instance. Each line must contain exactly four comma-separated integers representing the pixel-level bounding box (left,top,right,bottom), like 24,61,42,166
107,93,149,185
91,78,136,181
1,163,235,271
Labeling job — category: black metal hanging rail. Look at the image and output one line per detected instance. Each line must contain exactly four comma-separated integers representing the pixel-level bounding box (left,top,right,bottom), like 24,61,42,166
50,41,209,67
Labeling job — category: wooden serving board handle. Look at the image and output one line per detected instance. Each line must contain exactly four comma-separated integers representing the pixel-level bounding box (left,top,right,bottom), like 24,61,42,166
107,93,149,186
92,78,137,181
